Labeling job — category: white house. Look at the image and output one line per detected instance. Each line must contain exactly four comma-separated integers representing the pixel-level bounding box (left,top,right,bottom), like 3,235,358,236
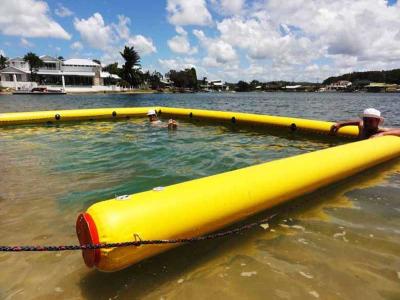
200,79,228,91
0,55,121,92
326,80,352,91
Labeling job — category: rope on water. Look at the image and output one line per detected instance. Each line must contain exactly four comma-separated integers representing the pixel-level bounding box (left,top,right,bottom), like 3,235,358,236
0,214,277,252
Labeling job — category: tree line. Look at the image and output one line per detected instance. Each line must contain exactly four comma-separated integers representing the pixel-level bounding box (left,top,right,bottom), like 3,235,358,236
323,69,400,85
104,46,198,89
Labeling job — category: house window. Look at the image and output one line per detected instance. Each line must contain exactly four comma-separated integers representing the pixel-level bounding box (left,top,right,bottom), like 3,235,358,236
4,74,23,81
43,63,57,70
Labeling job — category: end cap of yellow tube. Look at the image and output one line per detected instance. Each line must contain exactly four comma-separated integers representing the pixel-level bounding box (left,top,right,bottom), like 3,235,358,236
76,213,100,268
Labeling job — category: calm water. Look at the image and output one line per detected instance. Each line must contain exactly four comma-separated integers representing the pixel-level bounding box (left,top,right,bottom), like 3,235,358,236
0,92,399,300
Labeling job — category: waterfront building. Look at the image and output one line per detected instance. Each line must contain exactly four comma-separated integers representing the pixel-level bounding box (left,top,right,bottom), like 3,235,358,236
326,80,352,91
200,79,227,91
284,85,303,91
365,82,400,93
0,55,121,92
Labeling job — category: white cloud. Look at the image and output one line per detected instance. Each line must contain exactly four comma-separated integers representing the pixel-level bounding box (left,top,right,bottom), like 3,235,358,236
216,15,317,65
54,4,73,17
70,41,83,51
262,0,400,65
167,27,197,55
113,15,131,40
175,26,186,35
0,0,71,39
183,0,400,82
194,29,238,65
20,38,34,47
127,35,157,55
157,57,209,79
0,49,5,56
74,13,115,49
167,0,212,26
158,58,196,71
210,0,245,15
74,13,157,59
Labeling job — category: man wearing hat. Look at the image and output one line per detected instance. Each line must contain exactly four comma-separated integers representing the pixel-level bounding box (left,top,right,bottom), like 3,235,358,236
147,109,178,129
147,109,162,124
330,108,400,139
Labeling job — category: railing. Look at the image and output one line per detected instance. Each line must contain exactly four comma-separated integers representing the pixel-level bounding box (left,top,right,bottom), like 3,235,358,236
37,69,61,74
61,66,95,72
0,81,37,89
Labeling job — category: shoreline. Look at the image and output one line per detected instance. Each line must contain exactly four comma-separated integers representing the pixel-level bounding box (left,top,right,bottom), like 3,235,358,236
1,89,399,95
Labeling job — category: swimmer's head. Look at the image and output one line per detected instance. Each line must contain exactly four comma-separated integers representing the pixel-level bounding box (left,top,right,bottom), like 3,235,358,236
362,108,384,129
147,109,158,122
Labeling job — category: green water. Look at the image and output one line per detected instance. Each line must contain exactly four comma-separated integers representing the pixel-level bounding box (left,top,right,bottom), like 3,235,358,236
0,92,399,299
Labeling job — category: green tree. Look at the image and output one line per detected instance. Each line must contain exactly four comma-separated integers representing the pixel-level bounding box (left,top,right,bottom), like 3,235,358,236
23,52,44,82
120,46,142,87
148,71,163,89
0,54,8,70
189,67,198,89
236,80,251,92
166,68,198,89
250,80,261,89
103,62,120,76
322,69,400,85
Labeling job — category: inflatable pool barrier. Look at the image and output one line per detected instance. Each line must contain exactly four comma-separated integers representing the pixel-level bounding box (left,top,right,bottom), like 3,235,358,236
1,107,399,272
0,106,359,136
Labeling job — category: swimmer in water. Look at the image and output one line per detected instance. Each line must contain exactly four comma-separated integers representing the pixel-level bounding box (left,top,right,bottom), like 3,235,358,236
147,109,162,124
147,109,178,130
330,108,400,139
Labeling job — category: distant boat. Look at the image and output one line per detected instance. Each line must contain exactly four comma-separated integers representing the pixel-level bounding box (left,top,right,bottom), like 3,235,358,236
13,87,66,95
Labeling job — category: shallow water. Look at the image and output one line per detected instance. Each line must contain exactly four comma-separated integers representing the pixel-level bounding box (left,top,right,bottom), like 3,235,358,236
0,92,399,300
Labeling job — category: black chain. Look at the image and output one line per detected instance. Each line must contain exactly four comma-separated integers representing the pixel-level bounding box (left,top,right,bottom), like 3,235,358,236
0,214,277,252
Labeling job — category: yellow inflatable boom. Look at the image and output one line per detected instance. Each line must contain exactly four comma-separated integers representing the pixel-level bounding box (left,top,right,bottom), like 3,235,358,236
0,107,154,125
0,106,358,137
76,136,400,272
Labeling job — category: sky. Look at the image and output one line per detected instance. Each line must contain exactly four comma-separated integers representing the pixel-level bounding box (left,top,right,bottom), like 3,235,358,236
0,0,399,82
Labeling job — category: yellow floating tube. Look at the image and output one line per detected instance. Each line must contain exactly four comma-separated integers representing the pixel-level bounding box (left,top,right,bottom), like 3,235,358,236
0,107,154,126
158,107,359,136
0,106,359,137
76,136,400,272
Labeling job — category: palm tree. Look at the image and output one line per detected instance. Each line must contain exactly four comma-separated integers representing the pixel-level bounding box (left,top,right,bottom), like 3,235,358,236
23,52,44,82
0,55,8,70
120,46,142,88
120,46,141,69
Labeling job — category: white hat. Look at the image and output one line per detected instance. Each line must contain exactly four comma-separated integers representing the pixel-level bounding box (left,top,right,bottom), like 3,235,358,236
362,108,384,123
147,109,156,116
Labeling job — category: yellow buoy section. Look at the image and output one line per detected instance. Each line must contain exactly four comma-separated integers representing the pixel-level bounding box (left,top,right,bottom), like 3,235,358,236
159,107,359,136
76,136,400,272
0,106,359,137
0,107,154,126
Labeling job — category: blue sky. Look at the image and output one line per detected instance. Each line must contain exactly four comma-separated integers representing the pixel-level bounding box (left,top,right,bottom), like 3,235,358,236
1,0,399,82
